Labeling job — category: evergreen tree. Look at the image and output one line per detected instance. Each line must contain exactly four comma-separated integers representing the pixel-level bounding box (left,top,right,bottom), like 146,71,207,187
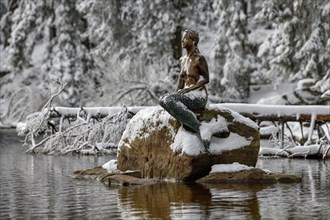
5,0,42,70
1,0,102,107
294,2,330,83
42,0,101,106
256,0,329,88
256,0,298,87
212,0,252,101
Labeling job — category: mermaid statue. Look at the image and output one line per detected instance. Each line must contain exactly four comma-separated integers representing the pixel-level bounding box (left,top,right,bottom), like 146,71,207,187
159,29,210,152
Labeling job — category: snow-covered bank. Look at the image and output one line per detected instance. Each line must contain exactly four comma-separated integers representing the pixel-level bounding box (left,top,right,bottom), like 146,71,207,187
260,144,330,159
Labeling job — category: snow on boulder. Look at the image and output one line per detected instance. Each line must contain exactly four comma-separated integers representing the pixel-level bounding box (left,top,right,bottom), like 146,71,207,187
117,106,260,182
210,162,254,173
102,159,118,172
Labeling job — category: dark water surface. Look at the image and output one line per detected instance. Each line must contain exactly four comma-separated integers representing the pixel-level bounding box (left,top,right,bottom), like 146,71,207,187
1,129,329,219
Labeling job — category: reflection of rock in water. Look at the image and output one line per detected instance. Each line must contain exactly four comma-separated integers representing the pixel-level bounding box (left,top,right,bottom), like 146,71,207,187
117,182,212,219
206,184,263,219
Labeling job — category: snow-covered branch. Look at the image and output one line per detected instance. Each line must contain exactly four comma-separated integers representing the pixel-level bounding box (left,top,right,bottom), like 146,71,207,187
22,107,129,155
48,106,146,120
17,81,132,155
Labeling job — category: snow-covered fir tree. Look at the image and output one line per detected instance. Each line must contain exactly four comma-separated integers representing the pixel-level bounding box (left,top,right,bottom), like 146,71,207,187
256,0,330,91
295,1,330,94
41,0,101,106
5,0,42,70
0,0,102,125
210,0,230,98
256,0,298,87
211,0,254,102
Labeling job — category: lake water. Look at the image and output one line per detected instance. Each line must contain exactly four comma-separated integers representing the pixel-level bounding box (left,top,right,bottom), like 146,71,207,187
1,129,329,219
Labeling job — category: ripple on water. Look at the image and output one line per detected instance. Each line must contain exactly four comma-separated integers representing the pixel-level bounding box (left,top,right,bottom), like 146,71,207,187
1,129,330,219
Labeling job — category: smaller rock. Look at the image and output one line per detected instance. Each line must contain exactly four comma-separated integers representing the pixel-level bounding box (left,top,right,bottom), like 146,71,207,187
270,172,302,183
99,174,158,187
196,168,301,185
72,166,157,186
72,166,108,179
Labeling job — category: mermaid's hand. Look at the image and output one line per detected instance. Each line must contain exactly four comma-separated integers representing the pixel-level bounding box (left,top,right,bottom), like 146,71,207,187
178,88,190,94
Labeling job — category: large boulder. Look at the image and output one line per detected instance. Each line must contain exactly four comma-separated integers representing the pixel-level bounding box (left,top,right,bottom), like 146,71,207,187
117,106,259,181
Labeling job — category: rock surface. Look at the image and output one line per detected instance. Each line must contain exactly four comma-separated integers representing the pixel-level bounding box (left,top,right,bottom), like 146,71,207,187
196,168,302,184
117,106,260,181
72,166,157,186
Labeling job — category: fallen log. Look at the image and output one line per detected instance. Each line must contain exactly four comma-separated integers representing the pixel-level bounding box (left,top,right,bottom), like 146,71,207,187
46,104,330,123
215,104,330,122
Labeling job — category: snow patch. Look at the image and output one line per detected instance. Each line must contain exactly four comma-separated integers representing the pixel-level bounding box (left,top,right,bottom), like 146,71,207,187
118,107,175,150
170,126,204,155
260,125,277,136
208,105,259,130
259,147,290,157
288,144,330,157
16,122,27,135
200,116,228,141
209,133,252,154
210,162,254,173
102,159,118,172
248,83,296,103
170,115,244,156
31,41,47,65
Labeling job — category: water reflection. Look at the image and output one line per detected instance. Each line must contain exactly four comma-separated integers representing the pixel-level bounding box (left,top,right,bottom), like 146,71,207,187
114,158,329,219
0,129,115,219
115,182,272,219
118,183,211,219
256,159,330,219
206,184,264,220
1,129,330,219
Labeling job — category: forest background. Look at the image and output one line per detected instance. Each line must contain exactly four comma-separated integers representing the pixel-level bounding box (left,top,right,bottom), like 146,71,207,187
0,0,329,127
